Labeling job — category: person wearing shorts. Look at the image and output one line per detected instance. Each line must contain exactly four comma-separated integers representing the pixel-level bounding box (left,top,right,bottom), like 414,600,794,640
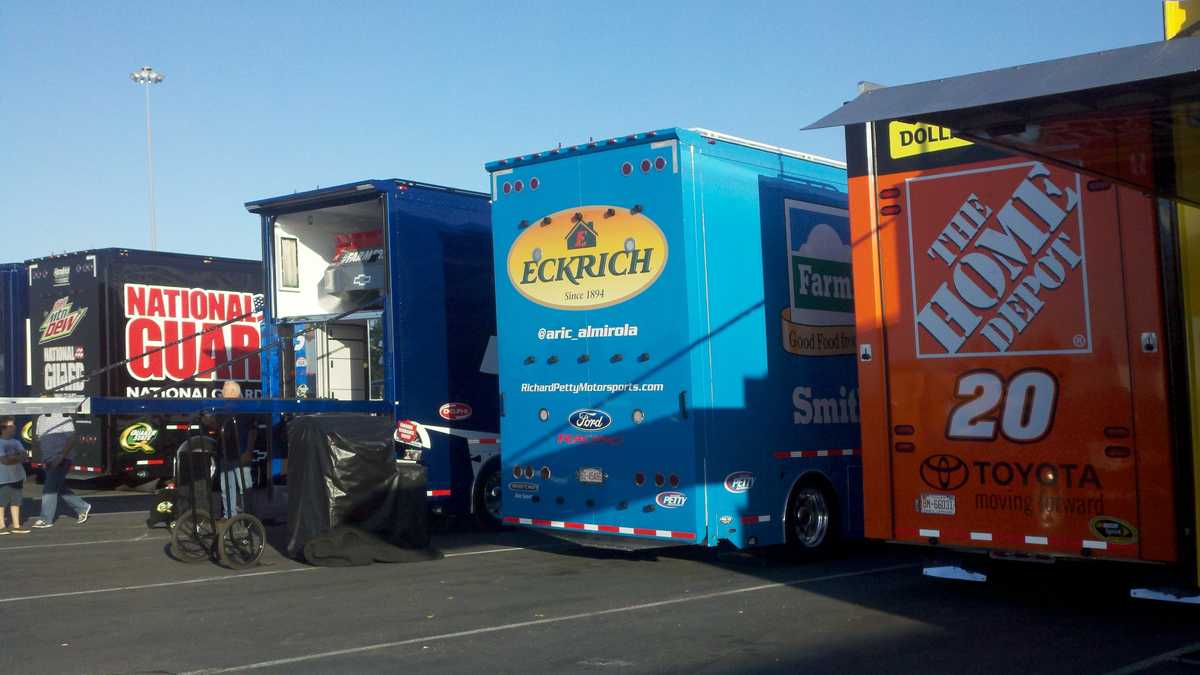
0,417,30,534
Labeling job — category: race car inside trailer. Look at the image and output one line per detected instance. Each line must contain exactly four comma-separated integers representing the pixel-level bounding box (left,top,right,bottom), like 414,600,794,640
487,128,860,551
806,36,1200,597
245,179,502,526
23,249,264,483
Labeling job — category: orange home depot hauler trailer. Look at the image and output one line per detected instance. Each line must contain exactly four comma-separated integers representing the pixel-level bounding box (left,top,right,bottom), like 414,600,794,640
846,126,1176,562
807,37,1200,598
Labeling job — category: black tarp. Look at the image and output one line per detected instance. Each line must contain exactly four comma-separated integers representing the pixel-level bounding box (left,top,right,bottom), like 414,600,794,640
286,413,440,564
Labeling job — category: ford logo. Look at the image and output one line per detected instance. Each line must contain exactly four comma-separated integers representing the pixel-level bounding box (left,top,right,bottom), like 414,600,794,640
568,409,612,432
723,471,755,493
656,491,687,509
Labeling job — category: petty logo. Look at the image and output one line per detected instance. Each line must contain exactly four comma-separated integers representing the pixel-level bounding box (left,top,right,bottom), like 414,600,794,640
507,205,668,310
568,409,612,432
723,471,755,493
656,491,687,508
439,403,473,421
119,422,159,454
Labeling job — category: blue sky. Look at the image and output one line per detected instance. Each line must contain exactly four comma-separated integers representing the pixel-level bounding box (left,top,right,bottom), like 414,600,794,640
0,2,1164,262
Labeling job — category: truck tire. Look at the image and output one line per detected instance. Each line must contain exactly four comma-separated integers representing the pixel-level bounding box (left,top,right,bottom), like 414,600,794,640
785,478,838,558
473,460,503,530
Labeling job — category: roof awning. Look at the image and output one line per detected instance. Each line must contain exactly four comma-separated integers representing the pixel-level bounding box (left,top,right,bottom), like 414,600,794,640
806,37,1200,205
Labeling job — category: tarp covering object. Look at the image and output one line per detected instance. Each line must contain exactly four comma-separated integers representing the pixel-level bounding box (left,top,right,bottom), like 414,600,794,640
286,413,440,564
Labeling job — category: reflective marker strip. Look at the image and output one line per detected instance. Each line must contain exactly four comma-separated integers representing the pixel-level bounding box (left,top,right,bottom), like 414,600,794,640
1025,535,1049,546
166,424,190,431
741,515,771,524
772,449,858,459
469,438,499,445
425,490,452,498
1082,540,1108,550
135,459,166,466
503,516,695,540
969,532,992,542
919,528,941,538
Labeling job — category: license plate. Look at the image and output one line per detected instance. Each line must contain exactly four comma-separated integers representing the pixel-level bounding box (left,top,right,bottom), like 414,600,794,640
577,467,605,484
918,493,956,515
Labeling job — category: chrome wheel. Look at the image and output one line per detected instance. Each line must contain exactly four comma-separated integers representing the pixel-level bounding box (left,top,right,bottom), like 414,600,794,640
792,487,831,549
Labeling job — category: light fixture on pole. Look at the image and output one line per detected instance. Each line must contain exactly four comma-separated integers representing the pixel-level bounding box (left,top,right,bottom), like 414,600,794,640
130,66,164,251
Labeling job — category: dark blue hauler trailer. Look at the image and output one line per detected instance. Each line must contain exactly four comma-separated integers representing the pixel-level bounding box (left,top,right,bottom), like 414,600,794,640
487,128,860,551
244,180,501,525
0,262,29,398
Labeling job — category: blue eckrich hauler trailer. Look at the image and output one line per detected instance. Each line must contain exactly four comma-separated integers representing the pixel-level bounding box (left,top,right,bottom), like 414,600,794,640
487,128,861,550
244,179,502,525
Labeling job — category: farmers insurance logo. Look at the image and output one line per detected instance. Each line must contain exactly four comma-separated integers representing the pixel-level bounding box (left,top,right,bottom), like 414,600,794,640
782,200,855,356
909,162,1090,357
39,297,88,344
507,205,668,310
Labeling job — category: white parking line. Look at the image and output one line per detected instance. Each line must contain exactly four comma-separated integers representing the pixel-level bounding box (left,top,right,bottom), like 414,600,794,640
181,562,920,674
1104,641,1200,675
0,543,563,603
0,532,155,552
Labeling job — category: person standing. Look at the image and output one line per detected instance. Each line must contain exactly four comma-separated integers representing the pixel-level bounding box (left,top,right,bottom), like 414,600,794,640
216,381,256,518
0,417,31,534
31,413,91,528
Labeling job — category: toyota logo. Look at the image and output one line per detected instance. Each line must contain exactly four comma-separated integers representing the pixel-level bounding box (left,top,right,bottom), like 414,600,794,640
920,454,969,491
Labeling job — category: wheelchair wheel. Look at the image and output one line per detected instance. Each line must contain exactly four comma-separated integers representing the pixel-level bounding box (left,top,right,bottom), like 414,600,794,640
170,510,216,563
218,513,266,570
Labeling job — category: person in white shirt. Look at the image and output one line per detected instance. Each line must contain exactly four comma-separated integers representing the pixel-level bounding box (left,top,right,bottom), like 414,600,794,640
31,414,91,528
0,417,30,534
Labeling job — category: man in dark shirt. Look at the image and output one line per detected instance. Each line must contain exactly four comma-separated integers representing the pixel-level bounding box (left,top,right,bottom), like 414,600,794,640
214,381,257,518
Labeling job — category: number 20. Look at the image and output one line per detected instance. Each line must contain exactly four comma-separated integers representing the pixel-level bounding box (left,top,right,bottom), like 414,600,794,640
947,370,1057,442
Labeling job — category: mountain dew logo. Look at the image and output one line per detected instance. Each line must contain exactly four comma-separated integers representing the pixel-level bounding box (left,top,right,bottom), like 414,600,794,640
39,297,88,344
782,200,855,356
119,422,159,454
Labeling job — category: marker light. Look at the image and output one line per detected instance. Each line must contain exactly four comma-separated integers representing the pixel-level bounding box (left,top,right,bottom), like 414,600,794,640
530,177,540,190
540,466,552,480
654,473,665,487
524,465,535,479
513,466,522,478
640,159,651,173
502,182,512,194
515,180,524,192
634,472,645,486
654,157,666,171
669,474,679,488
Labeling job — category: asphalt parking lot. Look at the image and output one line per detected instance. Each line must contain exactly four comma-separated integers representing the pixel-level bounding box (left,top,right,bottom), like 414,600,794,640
2,484,1199,675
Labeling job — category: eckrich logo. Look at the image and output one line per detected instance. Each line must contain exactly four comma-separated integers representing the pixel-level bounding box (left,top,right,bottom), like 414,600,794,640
39,297,88,344
568,409,612,432
909,162,1089,357
656,491,687,508
119,422,159,454
507,205,668,310
724,471,755,493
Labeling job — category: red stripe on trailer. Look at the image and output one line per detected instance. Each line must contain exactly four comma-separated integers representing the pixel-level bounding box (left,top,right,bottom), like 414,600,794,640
425,489,452,497
135,459,166,466
469,438,499,445
166,424,191,431
502,516,695,541
772,448,859,459
741,515,771,524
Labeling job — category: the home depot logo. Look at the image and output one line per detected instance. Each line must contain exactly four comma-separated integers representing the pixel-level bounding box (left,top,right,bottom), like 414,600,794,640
908,161,1090,357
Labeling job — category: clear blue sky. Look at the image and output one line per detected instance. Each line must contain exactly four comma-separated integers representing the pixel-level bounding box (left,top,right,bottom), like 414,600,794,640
0,1,1165,262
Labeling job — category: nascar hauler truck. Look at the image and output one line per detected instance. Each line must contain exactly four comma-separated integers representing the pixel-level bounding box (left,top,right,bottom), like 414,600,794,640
23,249,262,483
0,262,28,399
245,179,502,525
840,119,1194,581
487,128,860,550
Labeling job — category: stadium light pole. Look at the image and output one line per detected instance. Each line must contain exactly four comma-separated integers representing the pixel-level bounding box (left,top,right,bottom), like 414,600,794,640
130,66,165,251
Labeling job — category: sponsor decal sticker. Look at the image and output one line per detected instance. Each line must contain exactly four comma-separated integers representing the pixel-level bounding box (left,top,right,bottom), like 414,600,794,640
39,297,88,344
507,205,668,310
1089,516,1138,544
723,471,755,493
919,453,1102,492
919,454,970,491
20,421,33,444
123,283,262,383
43,345,86,393
439,402,473,421
783,200,855,356
509,482,539,492
537,323,640,340
52,266,70,287
908,162,1088,357
656,491,687,509
556,433,622,445
568,409,612,432
888,121,972,159
119,422,159,454
295,357,308,368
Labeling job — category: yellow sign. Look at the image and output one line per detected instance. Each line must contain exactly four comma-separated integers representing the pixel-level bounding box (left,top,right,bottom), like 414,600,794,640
507,205,668,310
888,121,972,159
1165,0,1200,39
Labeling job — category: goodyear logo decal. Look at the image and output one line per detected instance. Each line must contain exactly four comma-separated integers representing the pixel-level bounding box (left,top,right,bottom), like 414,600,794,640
507,205,668,310
888,121,972,159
